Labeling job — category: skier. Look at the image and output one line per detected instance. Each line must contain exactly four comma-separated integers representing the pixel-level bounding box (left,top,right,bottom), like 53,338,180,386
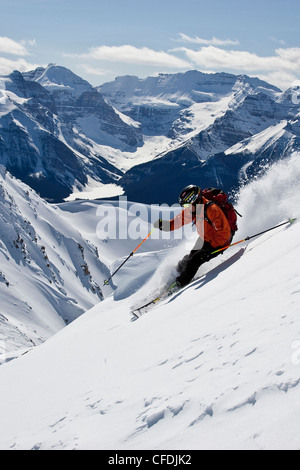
154,185,233,291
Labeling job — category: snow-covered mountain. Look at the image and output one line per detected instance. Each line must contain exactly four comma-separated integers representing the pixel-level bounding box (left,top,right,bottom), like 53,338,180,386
0,166,113,356
0,65,142,201
98,71,279,137
0,152,299,450
119,81,300,204
26,65,143,150
0,162,181,357
1,66,300,203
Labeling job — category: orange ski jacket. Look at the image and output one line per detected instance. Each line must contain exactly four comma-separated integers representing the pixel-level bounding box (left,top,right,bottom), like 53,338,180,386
170,197,232,248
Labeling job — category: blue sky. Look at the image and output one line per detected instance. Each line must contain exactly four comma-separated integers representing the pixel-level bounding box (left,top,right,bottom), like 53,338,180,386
0,0,300,89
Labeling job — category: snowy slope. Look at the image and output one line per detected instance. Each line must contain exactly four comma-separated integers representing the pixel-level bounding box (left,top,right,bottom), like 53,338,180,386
226,120,292,156
0,167,112,357
0,168,184,358
0,153,299,450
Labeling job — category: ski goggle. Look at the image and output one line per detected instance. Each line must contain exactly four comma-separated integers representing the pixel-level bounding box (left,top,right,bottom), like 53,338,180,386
180,188,201,207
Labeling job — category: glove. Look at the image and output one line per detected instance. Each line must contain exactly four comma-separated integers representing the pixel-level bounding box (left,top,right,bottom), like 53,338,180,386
153,219,161,229
153,219,171,232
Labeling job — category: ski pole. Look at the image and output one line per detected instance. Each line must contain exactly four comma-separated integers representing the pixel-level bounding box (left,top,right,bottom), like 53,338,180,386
103,227,156,286
211,218,297,255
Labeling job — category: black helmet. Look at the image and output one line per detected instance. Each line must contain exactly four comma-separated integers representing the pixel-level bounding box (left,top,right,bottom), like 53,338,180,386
179,185,202,206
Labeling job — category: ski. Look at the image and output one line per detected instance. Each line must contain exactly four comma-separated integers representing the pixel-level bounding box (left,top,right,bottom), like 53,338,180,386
130,246,249,321
131,282,182,320
131,296,162,320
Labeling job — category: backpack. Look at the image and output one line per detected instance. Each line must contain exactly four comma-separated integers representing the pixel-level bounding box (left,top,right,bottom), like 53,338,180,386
202,187,239,234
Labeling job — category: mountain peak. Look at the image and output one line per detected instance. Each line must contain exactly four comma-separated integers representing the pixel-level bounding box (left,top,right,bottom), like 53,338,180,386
24,64,93,97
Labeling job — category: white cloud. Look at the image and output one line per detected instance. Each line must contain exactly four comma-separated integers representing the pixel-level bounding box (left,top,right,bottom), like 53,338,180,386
179,45,300,74
0,37,29,56
0,57,40,76
79,64,112,77
65,42,300,89
0,36,40,77
255,71,300,91
67,44,191,69
174,45,300,90
176,34,240,47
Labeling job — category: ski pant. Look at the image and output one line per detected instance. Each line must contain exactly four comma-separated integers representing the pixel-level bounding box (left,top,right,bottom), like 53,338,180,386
175,239,228,286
